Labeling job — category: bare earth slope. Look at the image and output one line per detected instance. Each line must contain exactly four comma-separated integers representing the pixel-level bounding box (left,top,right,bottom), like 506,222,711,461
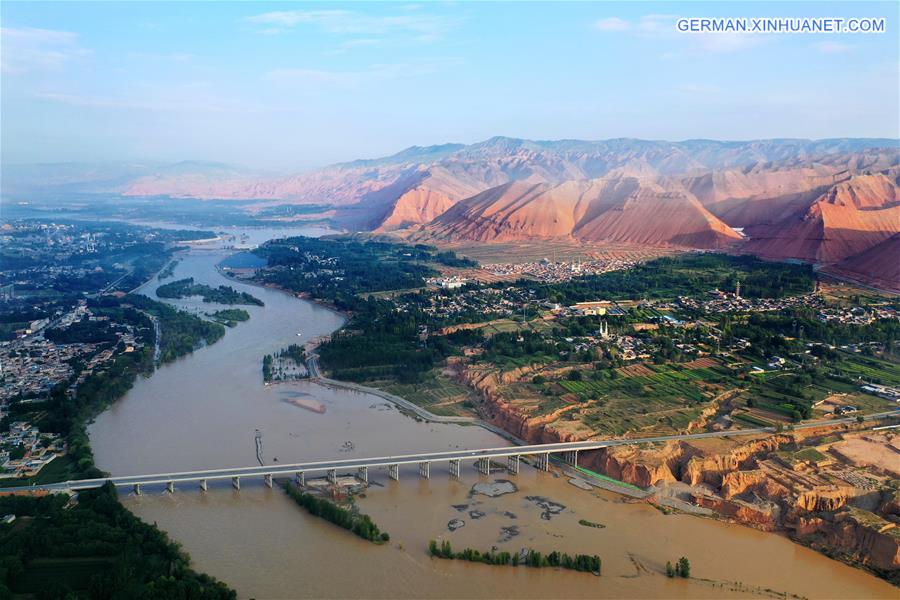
742,170,900,265
821,234,900,291
422,177,743,249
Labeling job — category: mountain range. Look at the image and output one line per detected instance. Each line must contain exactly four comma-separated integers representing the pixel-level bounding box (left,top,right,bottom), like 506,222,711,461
4,137,898,290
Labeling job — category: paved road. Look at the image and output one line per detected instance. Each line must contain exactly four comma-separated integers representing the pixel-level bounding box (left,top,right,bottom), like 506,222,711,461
306,355,513,434
4,410,896,494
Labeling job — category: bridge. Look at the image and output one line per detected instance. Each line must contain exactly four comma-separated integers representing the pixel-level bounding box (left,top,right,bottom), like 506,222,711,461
6,410,897,495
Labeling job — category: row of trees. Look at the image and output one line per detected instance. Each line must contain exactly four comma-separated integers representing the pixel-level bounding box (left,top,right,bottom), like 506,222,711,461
666,556,691,578
428,540,601,574
284,484,389,543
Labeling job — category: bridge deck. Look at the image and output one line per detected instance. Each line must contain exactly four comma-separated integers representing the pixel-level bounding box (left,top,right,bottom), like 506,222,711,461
6,410,897,493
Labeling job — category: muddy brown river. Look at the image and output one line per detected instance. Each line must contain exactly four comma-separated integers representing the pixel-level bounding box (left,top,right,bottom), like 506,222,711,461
88,227,897,599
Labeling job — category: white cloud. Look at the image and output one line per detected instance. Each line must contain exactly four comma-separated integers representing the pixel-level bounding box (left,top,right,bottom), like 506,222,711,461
593,14,677,34
692,33,764,55
635,14,678,34
266,60,456,87
244,9,454,41
1,26,90,74
593,17,630,32
813,41,853,55
593,14,765,57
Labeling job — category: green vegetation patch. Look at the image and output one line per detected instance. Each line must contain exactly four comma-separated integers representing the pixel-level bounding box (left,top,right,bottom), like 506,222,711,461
156,277,264,306
429,540,601,574
209,308,250,327
534,254,814,304
377,369,479,417
578,519,606,529
0,483,234,598
283,483,388,543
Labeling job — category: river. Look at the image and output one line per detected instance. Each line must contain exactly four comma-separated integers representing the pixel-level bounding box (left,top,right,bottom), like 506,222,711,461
88,226,897,599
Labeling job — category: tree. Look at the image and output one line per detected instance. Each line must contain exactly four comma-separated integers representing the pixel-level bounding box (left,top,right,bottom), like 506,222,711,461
666,561,675,577
677,556,691,578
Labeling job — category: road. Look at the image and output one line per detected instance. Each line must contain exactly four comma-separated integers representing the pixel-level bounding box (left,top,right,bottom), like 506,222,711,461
4,410,896,494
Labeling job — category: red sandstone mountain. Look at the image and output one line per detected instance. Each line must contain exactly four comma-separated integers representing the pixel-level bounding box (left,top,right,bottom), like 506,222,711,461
683,151,899,227
822,234,900,292
421,177,743,249
742,170,899,264
6,137,898,288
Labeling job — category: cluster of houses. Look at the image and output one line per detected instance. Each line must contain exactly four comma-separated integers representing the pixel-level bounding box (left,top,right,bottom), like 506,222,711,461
0,337,88,402
428,276,469,290
483,257,639,283
861,383,900,402
0,302,143,403
816,305,898,326
0,419,63,480
400,285,535,321
678,290,825,315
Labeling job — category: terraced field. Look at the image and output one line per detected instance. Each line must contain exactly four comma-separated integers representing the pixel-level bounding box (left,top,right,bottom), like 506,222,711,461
376,368,479,417
559,362,730,404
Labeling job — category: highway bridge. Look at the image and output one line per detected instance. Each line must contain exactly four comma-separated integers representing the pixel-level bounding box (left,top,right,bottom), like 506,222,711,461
5,410,897,495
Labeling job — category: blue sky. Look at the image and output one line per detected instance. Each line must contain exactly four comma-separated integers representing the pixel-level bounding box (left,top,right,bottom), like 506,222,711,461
2,2,898,170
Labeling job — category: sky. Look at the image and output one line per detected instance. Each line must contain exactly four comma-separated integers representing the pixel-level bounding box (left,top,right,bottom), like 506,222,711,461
2,1,898,171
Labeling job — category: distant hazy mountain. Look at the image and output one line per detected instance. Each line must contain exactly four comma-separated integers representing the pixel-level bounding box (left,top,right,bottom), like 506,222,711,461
4,137,898,288
1,160,265,197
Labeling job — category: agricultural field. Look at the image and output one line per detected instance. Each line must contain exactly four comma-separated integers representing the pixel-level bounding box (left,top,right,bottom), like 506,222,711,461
511,360,736,436
376,368,479,418
471,317,561,337
832,353,900,387
557,362,731,404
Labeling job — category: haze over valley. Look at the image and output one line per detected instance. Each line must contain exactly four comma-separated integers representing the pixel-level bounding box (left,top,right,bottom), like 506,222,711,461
6,136,899,290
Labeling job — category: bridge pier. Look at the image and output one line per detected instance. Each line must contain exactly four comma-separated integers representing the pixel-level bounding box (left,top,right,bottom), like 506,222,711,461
264,474,273,488
476,457,490,475
507,455,519,474
327,469,337,484
133,483,141,496
418,461,430,479
449,459,460,478
295,471,305,487
535,453,550,471
166,481,174,494
356,466,368,484
199,479,208,492
563,450,579,466
232,476,241,490
388,464,399,481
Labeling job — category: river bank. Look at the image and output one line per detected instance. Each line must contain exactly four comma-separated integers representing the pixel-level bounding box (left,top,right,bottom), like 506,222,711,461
227,233,899,590
84,230,898,599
